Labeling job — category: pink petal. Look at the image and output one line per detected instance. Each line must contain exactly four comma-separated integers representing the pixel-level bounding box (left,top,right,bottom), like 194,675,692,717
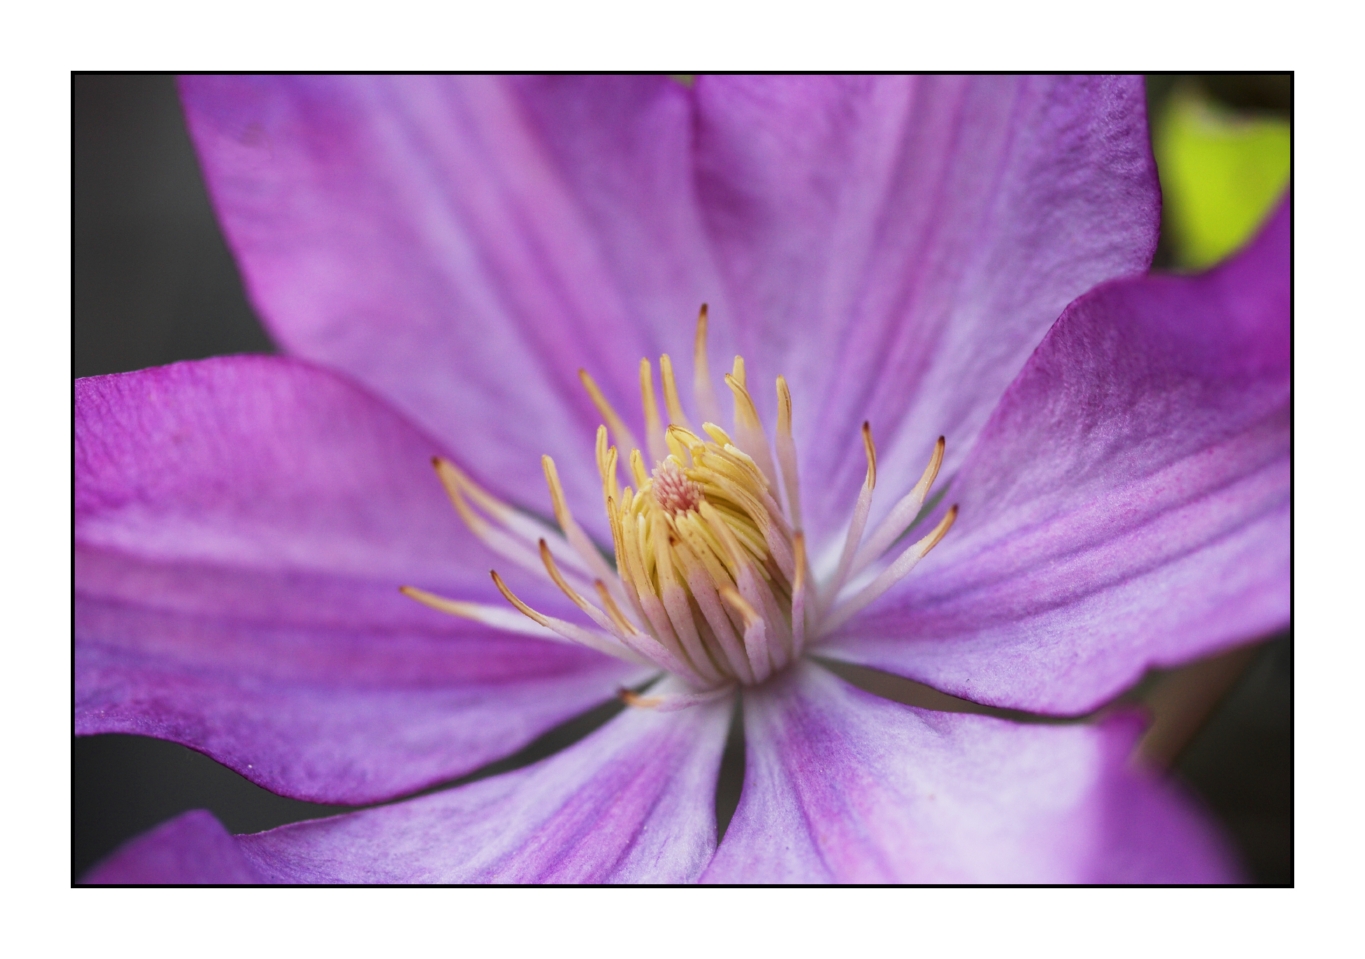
179,75,724,536
77,357,647,803
826,199,1290,714
693,75,1162,545
234,685,731,882
703,663,1236,883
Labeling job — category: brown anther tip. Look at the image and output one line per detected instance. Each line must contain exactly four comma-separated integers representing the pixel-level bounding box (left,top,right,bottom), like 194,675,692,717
936,504,959,528
619,688,661,709
431,455,441,467
861,422,877,486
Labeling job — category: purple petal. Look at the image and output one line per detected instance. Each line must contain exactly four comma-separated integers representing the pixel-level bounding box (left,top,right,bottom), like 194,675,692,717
82,810,262,885
179,75,723,536
77,357,648,803
703,663,1236,883
825,199,1290,714
235,682,731,883
693,75,1161,545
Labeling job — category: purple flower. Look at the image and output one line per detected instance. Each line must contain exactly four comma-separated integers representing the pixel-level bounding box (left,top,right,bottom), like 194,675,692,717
77,75,1288,883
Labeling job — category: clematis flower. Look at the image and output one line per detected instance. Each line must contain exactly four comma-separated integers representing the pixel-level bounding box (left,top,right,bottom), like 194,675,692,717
76,75,1289,883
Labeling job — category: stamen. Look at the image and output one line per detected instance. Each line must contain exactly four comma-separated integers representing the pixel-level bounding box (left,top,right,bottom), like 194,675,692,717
824,422,878,605
790,531,808,655
702,422,734,447
432,458,527,533
541,455,620,589
416,305,955,694
594,580,641,636
693,304,723,426
663,426,692,465
653,529,725,684
399,585,562,640
659,354,693,432
628,448,650,489
666,422,704,451
639,358,668,466
579,369,640,455
719,584,773,683
433,458,490,535
595,426,620,507
538,543,689,677
670,537,756,684
823,504,959,632
724,371,779,488
850,435,946,578
537,539,633,642
775,376,803,531
701,501,789,673
433,457,568,583
615,507,706,684
488,570,641,660
620,685,733,712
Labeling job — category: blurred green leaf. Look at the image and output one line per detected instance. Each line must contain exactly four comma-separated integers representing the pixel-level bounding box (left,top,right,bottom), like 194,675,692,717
1154,86,1290,270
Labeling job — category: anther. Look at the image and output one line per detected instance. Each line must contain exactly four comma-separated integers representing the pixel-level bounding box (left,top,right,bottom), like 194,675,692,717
488,570,643,661
579,368,640,455
659,354,693,432
850,435,946,578
639,358,668,465
775,376,802,530
791,530,808,655
693,304,723,426
825,421,879,604
399,585,558,639
724,371,779,487
824,504,959,632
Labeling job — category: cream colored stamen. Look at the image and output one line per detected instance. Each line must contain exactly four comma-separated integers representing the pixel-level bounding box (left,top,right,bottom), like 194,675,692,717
579,368,640,455
823,422,878,607
693,304,723,426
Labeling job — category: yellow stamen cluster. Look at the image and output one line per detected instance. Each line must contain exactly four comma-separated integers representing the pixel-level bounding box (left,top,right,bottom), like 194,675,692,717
402,304,957,706
601,420,800,686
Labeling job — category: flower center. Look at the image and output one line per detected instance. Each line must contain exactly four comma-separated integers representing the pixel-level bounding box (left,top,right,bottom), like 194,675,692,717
607,418,798,687
402,305,956,706
650,460,703,514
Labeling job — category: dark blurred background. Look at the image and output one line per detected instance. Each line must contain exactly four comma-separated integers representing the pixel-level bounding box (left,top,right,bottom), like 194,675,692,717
71,74,1293,883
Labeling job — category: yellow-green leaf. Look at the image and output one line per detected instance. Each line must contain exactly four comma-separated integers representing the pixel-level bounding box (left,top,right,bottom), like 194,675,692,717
1154,87,1291,270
